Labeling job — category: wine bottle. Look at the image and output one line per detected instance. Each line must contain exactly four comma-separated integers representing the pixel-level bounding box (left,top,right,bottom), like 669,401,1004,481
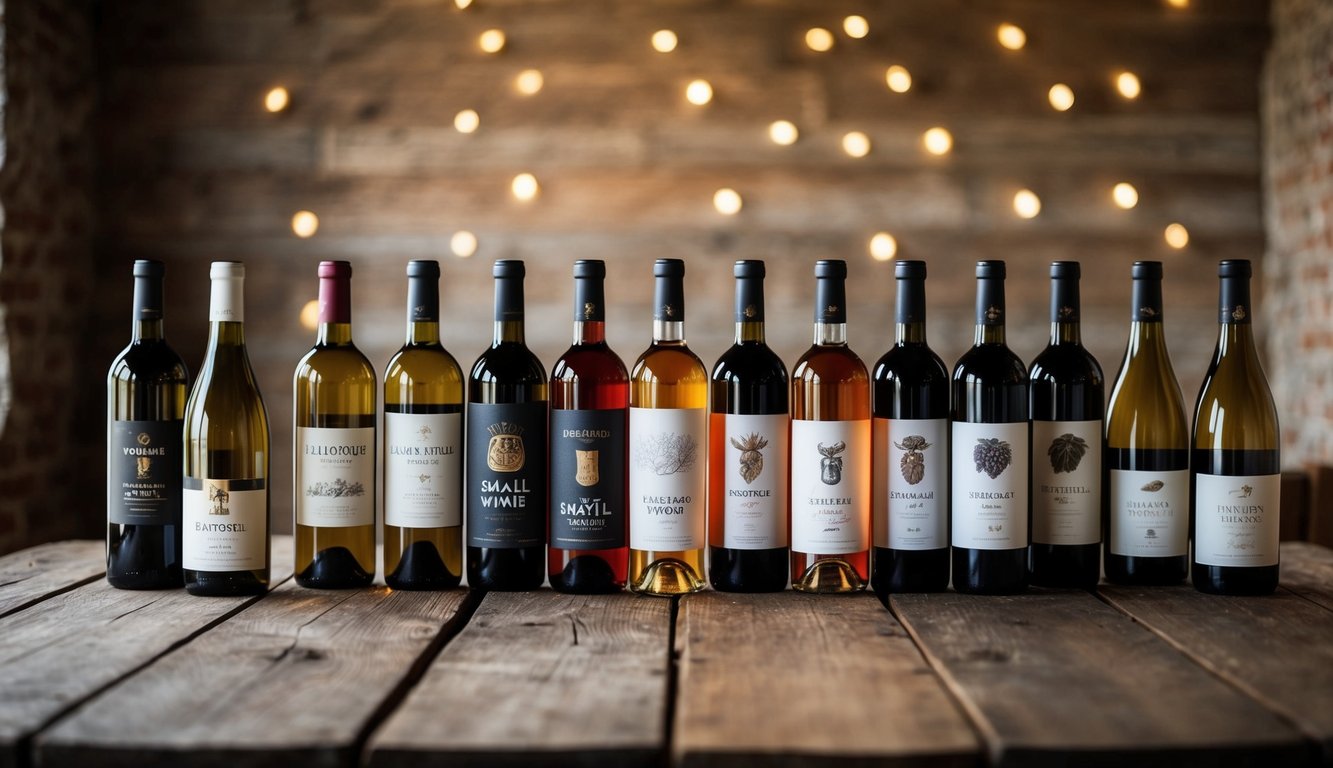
871,259,949,596
628,258,707,595
183,261,271,596
293,260,376,589
951,260,1029,595
383,260,464,590
549,260,629,593
466,259,547,590
1190,259,1281,595
790,260,871,593
1104,261,1189,585
1029,262,1104,589
709,260,790,592
107,260,188,589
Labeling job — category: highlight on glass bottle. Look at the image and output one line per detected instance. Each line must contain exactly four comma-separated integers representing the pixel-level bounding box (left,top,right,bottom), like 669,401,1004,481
293,260,377,589
790,259,872,593
548,260,629,593
628,258,708,595
383,260,464,590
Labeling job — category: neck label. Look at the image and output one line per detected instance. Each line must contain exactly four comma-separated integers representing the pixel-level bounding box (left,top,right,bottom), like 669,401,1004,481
210,281,243,322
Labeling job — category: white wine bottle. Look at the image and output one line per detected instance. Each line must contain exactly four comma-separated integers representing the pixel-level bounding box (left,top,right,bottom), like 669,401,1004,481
293,260,377,588
183,262,271,596
1190,259,1280,595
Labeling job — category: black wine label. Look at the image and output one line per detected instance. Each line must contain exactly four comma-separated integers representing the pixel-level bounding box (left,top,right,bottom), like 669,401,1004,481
466,401,547,548
109,420,182,526
549,408,626,550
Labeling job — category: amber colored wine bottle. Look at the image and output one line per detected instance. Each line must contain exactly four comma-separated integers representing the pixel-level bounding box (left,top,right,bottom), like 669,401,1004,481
549,260,629,593
628,259,707,595
1190,260,1280,595
293,261,377,589
790,260,871,593
383,260,464,590
709,260,790,592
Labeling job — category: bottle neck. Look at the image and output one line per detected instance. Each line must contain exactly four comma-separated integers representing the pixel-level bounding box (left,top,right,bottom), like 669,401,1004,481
572,275,606,345
736,321,765,344
494,275,525,345
574,320,606,344
207,318,248,350
1050,276,1081,345
813,275,847,346
131,275,165,342
894,276,926,346
1216,274,1256,356
654,320,685,344
734,275,765,344
317,275,353,346
815,322,848,346
206,277,247,351
406,274,440,345
974,277,1006,346
653,274,685,344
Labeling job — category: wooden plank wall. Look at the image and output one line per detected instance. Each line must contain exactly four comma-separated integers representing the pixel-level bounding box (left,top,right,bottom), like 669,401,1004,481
81,0,1268,533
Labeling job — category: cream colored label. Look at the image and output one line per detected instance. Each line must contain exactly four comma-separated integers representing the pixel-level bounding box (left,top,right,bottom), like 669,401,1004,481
296,427,375,527
791,419,871,555
1032,419,1101,546
1194,473,1280,567
1109,469,1188,557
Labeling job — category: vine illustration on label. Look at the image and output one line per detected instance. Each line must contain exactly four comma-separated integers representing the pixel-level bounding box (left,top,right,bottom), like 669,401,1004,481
208,484,230,515
635,432,698,476
1047,433,1089,474
305,479,365,498
973,438,1012,479
486,421,526,472
730,432,768,485
817,441,847,485
895,435,931,485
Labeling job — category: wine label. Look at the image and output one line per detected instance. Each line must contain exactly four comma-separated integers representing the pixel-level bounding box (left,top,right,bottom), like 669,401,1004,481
183,477,267,572
1108,469,1188,557
109,419,182,526
550,408,627,550
629,407,707,551
951,421,1029,550
722,413,789,550
791,419,871,555
465,401,547,548
1194,473,1280,567
1032,419,1102,546
874,417,948,551
295,426,375,528
384,412,461,529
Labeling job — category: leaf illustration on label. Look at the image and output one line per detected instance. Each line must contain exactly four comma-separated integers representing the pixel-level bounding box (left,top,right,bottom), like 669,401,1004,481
729,432,767,484
635,432,698,476
306,479,366,498
894,435,931,485
818,441,846,485
1141,480,1165,492
1231,484,1254,498
1047,433,1088,474
973,438,1011,479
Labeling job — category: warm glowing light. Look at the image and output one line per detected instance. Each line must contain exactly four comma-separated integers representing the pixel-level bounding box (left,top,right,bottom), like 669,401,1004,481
451,230,478,258
291,210,319,238
805,27,835,52
885,65,912,94
1048,84,1075,112
1164,222,1189,249
1113,182,1139,210
1013,189,1041,219
843,15,869,39
455,0,472,8
300,299,320,331
922,127,953,156
515,69,544,95
264,87,290,113
869,232,898,262
842,131,871,158
454,109,480,134
478,29,506,54
997,23,1026,50
685,79,713,106
511,173,539,202
768,120,799,146
1116,71,1142,99
713,188,743,215
1166,0,1189,8
651,29,678,53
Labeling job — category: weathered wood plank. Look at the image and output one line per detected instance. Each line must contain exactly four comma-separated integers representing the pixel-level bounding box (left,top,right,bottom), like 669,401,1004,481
674,592,979,767
365,591,671,767
0,540,103,619
0,537,294,768
891,590,1309,767
36,580,471,768
1279,541,1333,613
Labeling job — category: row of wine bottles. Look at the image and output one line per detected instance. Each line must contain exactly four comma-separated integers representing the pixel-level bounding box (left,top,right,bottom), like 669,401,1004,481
107,255,1280,598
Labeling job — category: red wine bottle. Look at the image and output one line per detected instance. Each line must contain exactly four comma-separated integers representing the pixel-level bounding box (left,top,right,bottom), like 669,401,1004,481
548,260,629,593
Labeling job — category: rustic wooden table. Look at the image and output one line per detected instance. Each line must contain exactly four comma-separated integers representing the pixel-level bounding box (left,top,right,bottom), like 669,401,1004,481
0,539,1329,768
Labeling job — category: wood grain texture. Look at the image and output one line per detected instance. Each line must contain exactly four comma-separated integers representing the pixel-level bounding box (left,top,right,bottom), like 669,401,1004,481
365,591,671,768
891,590,1309,768
1279,541,1333,613
36,581,470,768
673,591,978,768
0,540,103,619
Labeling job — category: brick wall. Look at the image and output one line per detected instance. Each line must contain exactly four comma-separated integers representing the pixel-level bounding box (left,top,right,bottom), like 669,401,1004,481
1264,0,1333,467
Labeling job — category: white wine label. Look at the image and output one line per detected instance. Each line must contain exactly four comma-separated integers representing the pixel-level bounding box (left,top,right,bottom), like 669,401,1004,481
385,412,461,529
1109,469,1188,557
791,419,871,555
1032,419,1102,546
183,477,267,572
296,426,375,527
629,407,707,551
951,421,1029,550
1194,473,1280,567
722,413,789,550
874,417,948,551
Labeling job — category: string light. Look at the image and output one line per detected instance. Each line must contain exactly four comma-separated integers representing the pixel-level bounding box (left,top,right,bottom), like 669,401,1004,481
1116,71,1142,99
291,210,319,238
685,79,713,106
843,15,869,39
651,29,678,53
922,127,953,156
1048,84,1075,112
997,23,1026,50
478,29,506,54
511,173,540,202
1013,189,1041,219
454,109,480,134
842,131,871,158
264,87,290,113
515,69,544,95
885,65,912,94
869,232,898,261
805,27,834,52
299,300,320,330
455,0,472,8
713,188,743,215
451,230,478,258
1164,222,1189,249
768,120,799,146
1113,182,1139,210
1165,0,1189,7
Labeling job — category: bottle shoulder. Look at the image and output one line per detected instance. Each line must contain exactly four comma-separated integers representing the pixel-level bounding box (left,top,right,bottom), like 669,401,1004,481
792,344,869,384
631,343,708,384
469,342,548,385
385,344,464,385
1029,343,1105,387
1191,352,1279,448
952,344,1028,384
711,342,788,385
296,343,377,383
872,344,948,384
551,343,630,383
108,340,189,384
